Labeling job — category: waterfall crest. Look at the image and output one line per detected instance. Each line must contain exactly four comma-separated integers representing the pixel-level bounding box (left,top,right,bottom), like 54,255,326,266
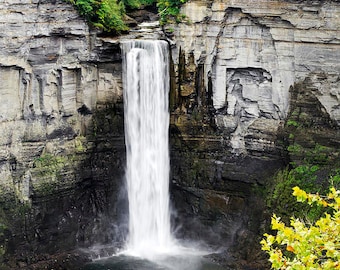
121,40,173,258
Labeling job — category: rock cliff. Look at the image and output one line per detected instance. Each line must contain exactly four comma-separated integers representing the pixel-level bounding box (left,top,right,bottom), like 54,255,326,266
167,0,340,268
170,0,340,151
0,0,339,269
0,0,126,267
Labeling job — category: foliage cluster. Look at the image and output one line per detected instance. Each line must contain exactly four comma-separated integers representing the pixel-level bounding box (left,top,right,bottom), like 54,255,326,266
287,143,332,167
263,117,340,268
66,0,128,32
268,124,340,223
65,0,188,32
34,153,67,171
261,186,340,269
33,153,68,183
157,0,188,24
267,165,338,223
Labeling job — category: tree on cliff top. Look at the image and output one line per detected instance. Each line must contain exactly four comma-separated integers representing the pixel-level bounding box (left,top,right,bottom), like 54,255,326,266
66,0,188,33
66,0,128,32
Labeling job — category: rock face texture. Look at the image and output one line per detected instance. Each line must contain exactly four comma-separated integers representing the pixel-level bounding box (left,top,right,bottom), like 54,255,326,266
167,0,340,267
0,0,339,269
170,0,340,148
0,0,126,267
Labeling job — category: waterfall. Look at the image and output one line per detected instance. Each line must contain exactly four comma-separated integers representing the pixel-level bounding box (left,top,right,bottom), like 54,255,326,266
121,40,173,258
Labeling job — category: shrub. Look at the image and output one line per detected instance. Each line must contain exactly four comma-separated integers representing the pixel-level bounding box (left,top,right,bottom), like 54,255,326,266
66,0,128,32
157,0,187,25
66,0,188,32
267,166,323,224
261,186,340,269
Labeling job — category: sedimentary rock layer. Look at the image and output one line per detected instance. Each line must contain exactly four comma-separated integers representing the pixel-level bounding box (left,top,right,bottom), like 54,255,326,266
170,0,340,152
0,0,126,264
168,1,340,267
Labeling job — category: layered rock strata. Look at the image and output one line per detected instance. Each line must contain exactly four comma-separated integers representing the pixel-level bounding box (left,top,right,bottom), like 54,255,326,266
170,0,340,150
0,0,126,266
0,0,339,269
167,0,340,267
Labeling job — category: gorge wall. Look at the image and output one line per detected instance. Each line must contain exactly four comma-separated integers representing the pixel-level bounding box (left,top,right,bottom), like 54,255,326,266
170,0,340,151
0,0,339,269
0,1,127,267
167,0,340,268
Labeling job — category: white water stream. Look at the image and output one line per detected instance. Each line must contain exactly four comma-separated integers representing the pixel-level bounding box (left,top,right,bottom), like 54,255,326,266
121,40,173,259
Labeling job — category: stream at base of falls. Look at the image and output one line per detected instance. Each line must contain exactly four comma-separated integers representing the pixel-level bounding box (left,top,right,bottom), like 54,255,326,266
82,254,225,270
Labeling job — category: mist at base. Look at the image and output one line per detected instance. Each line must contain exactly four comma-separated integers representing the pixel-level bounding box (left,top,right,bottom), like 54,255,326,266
82,252,224,270
81,240,225,270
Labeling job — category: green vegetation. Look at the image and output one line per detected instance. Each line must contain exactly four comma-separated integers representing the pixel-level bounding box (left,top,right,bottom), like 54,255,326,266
287,143,303,156
157,0,188,24
65,0,188,32
32,153,70,194
34,153,67,178
267,165,331,224
261,186,340,269
267,109,340,224
273,107,340,221
286,119,299,128
262,107,340,268
287,143,332,167
66,0,128,32
74,135,86,152
267,154,340,224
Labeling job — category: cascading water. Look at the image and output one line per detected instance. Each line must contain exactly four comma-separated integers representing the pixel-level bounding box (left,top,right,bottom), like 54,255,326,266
83,39,220,270
121,40,173,258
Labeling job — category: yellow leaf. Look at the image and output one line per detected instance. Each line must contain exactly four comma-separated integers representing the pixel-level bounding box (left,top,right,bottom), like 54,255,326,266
292,186,307,201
